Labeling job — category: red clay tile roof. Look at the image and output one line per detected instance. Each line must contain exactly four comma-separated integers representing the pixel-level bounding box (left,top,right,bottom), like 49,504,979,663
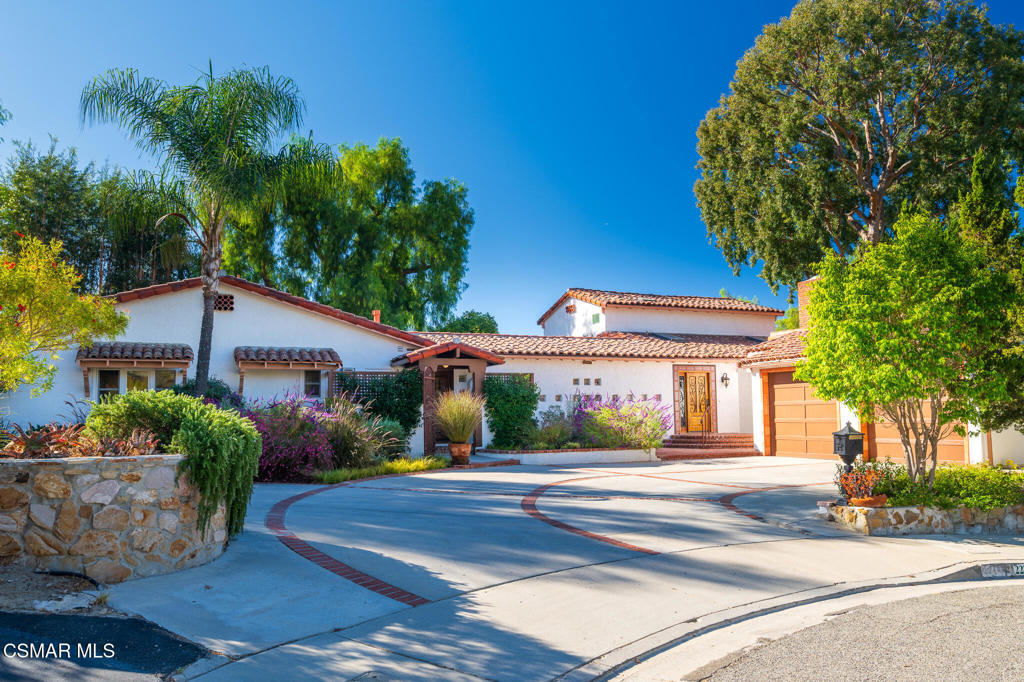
77,342,194,362
418,331,764,360
393,342,505,367
113,276,431,347
537,288,783,325
738,328,806,367
234,347,342,364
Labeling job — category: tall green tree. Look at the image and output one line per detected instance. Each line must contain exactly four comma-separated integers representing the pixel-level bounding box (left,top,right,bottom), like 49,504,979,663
695,0,1024,290
797,212,1017,487
0,140,195,294
81,64,316,395
433,310,498,334
223,137,473,329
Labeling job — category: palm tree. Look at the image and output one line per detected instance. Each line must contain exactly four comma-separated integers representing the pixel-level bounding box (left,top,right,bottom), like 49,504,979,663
81,63,313,396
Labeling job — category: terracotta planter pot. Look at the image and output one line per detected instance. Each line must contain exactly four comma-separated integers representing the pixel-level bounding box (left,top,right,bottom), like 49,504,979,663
850,494,888,508
449,443,472,465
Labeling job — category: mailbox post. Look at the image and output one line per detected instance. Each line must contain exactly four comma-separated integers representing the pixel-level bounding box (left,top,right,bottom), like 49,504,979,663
833,422,864,473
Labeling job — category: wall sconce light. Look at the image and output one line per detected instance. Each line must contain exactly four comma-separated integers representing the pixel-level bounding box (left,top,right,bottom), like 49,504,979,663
720,372,730,388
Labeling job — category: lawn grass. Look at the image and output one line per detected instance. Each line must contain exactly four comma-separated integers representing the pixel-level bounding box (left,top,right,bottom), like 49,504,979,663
313,456,450,484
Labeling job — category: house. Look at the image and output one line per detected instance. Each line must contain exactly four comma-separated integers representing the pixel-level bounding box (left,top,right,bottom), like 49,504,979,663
2,278,783,458
739,279,1024,466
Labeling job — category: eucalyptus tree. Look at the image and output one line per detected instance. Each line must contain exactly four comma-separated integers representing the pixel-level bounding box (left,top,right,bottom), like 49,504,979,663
695,0,1024,290
81,64,316,395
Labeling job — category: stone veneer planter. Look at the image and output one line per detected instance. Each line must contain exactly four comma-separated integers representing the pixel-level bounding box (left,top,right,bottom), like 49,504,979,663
477,447,657,466
827,503,1024,536
0,454,226,583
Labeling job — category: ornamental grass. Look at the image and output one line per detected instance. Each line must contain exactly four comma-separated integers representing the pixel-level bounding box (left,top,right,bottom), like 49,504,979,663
433,391,485,444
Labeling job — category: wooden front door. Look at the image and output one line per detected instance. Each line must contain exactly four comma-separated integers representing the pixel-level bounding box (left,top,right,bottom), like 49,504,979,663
679,371,711,432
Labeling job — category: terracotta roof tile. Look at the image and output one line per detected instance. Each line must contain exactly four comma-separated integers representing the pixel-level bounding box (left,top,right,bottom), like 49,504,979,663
738,328,806,367
418,331,764,360
234,347,342,364
77,342,194,362
538,288,782,324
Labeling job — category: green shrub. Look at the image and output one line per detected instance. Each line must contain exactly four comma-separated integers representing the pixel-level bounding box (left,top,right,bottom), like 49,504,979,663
86,390,194,445
338,369,423,433
321,396,396,469
86,390,260,535
172,376,245,409
170,404,260,536
482,375,540,448
434,391,486,443
580,400,670,449
377,418,408,458
524,406,573,449
837,460,1024,511
313,456,449,483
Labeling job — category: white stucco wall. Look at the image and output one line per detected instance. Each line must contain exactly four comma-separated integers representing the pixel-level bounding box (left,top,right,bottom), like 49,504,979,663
540,298,606,337
481,357,751,446
988,428,1024,465
604,307,777,337
4,282,417,427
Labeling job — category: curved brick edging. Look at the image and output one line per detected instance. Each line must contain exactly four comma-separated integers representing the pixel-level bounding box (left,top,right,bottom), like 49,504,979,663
263,461,521,607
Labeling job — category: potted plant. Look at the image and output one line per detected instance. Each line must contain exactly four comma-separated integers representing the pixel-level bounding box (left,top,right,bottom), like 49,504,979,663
839,469,887,507
433,390,486,465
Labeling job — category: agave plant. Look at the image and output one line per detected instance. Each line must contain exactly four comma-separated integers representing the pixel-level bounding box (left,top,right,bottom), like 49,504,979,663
1,423,84,459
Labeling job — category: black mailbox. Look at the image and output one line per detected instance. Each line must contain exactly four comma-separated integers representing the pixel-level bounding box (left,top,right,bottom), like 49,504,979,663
833,422,863,472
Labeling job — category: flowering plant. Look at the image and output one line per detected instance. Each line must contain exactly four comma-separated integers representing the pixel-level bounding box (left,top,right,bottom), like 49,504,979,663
573,393,672,449
839,469,882,499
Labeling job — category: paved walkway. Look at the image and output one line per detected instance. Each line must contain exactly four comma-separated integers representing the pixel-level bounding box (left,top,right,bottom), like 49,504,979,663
101,457,1024,680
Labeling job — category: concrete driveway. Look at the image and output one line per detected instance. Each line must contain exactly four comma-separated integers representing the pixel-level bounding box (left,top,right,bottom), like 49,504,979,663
104,457,1024,680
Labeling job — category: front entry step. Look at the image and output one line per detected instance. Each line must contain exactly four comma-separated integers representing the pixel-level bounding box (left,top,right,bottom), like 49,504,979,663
662,432,755,449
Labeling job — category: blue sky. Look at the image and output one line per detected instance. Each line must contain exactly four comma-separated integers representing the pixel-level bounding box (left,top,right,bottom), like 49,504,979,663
2,0,1022,333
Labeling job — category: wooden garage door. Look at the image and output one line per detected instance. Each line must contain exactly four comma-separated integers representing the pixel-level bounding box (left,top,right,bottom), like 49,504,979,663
868,411,965,464
768,371,838,459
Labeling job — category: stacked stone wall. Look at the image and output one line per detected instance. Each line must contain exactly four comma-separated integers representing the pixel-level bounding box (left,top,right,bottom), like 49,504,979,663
827,503,1024,536
0,454,225,583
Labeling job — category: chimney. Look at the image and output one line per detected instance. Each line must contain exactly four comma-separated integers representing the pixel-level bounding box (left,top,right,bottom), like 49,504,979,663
372,309,381,324
796,277,817,328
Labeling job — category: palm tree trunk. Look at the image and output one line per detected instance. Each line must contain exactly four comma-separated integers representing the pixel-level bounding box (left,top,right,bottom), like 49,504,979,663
194,217,224,397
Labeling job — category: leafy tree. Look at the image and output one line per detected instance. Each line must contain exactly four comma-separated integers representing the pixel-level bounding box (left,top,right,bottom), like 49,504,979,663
0,236,126,395
81,63,319,396
696,0,1024,290
224,137,474,330
0,140,195,294
948,151,1024,433
774,306,800,331
433,310,498,334
797,212,1017,487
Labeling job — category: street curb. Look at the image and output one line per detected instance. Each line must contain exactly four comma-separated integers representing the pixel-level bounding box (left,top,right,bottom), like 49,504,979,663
561,559,1024,681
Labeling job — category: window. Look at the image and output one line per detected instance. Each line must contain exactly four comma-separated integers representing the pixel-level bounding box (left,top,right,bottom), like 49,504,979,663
594,378,601,386
154,369,177,390
572,378,580,385
539,395,546,402
304,370,322,398
555,395,562,402
214,294,235,311
565,304,576,314
126,370,148,392
98,370,120,399
584,378,590,386
592,313,601,324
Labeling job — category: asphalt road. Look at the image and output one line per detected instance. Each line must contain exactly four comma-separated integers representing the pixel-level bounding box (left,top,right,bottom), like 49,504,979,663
0,612,206,681
707,585,1024,682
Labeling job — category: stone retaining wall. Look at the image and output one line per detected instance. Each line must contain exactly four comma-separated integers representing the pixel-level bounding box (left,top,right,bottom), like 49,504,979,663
0,454,226,583
827,503,1024,536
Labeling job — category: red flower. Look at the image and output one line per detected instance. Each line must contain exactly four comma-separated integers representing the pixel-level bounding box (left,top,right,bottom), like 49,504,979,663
14,231,24,238
17,304,25,313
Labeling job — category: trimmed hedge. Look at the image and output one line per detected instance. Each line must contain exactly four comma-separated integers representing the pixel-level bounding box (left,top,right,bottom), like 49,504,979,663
482,375,540,448
86,390,260,536
842,459,1024,511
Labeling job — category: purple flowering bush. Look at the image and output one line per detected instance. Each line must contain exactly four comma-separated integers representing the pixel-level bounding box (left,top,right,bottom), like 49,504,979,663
242,394,398,482
574,394,672,449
